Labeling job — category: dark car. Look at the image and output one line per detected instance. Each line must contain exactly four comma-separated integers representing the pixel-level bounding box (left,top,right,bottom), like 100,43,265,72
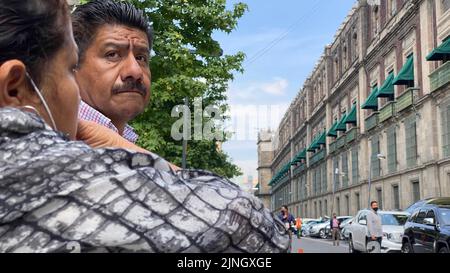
402,197,450,253
404,198,439,215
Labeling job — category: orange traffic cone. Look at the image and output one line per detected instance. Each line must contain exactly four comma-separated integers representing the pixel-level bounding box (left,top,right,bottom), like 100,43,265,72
297,248,304,253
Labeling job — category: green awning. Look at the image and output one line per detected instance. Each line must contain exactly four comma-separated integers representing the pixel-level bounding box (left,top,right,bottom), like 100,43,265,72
336,113,347,132
344,103,357,124
426,37,450,61
307,135,319,152
316,131,326,145
361,86,379,110
292,148,307,163
327,120,338,137
393,54,414,86
377,72,395,98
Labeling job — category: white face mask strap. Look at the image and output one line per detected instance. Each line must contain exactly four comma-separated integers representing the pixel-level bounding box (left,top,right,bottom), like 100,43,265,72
25,72,58,131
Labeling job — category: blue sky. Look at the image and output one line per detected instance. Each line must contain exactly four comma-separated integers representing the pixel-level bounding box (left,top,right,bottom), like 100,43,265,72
213,0,356,187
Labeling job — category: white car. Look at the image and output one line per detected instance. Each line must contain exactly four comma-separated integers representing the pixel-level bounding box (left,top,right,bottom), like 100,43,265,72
347,210,410,253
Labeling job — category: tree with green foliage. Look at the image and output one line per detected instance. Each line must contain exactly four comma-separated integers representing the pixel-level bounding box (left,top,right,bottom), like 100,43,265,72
76,0,247,178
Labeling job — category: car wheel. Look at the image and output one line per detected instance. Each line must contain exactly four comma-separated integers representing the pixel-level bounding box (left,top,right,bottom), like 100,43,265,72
401,240,414,253
319,229,327,239
302,230,306,237
439,246,449,253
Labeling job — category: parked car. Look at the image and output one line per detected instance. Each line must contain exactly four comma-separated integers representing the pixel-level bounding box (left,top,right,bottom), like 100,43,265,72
301,220,321,237
323,216,353,239
337,217,354,240
402,197,450,253
347,210,410,253
308,216,338,239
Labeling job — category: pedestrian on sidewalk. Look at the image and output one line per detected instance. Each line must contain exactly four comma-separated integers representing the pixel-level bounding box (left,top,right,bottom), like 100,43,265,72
295,217,302,239
279,205,296,235
330,213,340,246
367,201,383,253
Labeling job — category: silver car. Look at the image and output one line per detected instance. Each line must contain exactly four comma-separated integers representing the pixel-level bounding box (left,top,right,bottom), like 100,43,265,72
347,210,410,253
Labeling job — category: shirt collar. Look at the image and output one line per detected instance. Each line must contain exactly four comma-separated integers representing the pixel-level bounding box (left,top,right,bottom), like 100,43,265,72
78,100,138,143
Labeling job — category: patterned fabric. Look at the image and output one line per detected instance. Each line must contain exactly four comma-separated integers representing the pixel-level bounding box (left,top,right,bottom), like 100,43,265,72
78,100,138,143
0,107,290,253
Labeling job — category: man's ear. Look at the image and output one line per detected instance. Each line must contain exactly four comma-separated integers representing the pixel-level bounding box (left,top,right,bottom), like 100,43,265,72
0,60,37,107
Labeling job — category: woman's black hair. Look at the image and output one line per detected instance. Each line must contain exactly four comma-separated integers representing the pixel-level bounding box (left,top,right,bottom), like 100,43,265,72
0,0,69,86
72,0,153,64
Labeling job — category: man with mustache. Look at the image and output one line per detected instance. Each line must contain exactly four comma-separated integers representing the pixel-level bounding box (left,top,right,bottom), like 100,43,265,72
73,0,152,143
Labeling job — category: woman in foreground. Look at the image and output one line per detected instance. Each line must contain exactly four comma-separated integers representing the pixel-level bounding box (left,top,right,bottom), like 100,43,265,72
0,0,290,253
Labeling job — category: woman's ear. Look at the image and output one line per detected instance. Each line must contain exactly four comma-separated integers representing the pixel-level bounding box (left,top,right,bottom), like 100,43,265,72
0,60,35,107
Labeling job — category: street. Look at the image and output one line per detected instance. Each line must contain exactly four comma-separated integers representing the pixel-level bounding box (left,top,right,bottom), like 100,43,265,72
291,237,349,253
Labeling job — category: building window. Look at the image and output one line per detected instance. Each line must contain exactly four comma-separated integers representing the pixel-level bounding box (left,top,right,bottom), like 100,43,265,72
393,185,400,210
405,115,417,168
342,152,349,188
412,181,420,203
325,199,328,216
371,135,381,178
355,193,361,211
352,31,359,61
319,201,322,217
351,146,359,184
333,157,340,190
387,126,397,173
305,204,308,217
372,6,380,36
315,201,318,218
441,103,450,158
443,0,450,13
318,166,322,194
336,197,341,215
345,195,350,216
389,0,397,17
376,188,383,210
334,55,339,82
322,163,327,194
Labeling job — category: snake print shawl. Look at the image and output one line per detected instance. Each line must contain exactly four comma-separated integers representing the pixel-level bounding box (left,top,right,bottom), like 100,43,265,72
0,107,290,253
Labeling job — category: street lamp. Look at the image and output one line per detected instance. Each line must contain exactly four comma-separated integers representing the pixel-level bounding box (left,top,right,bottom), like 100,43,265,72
368,153,386,208
330,168,346,217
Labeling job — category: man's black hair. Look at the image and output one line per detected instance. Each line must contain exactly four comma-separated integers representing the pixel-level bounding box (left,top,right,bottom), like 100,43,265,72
370,201,378,206
71,0,153,63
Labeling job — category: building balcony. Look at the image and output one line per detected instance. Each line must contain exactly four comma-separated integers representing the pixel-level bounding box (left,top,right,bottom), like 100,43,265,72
329,141,336,154
293,163,306,176
309,148,326,166
365,112,379,131
379,101,396,123
277,174,290,187
346,127,358,144
395,87,419,113
336,135,346,149
430,61,450,92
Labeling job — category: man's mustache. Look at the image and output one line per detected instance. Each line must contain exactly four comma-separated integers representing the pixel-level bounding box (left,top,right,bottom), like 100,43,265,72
112,80,148,96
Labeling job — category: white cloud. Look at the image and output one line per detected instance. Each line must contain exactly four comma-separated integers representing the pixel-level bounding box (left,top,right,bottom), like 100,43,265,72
228,77,289,101
261,77,288,96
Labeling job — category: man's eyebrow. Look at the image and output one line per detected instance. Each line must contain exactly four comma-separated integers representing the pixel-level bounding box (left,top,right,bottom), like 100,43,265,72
101,41,150,53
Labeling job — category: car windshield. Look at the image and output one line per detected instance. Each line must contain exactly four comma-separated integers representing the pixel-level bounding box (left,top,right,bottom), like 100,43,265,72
439,208,450,225
405,200,428,214
381,214,409,226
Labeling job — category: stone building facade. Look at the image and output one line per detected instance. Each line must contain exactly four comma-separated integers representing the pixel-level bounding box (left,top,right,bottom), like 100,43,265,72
261,0,450,218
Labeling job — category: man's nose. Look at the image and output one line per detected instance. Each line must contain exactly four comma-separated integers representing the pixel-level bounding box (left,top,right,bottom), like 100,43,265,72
120,52,143,82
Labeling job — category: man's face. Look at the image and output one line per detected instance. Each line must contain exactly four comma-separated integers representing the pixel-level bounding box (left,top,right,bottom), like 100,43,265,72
75,24,151,124
371,202,379,210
